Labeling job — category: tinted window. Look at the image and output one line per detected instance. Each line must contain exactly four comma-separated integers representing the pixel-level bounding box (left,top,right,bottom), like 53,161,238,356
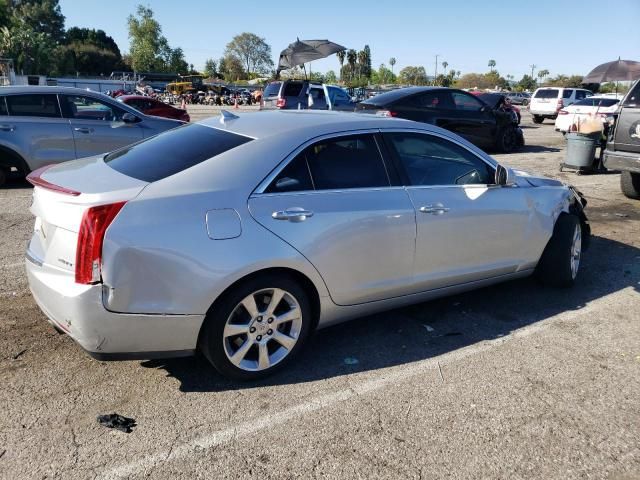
0,97,6,115
266,153,314,193
400,91,455,109
534,89,559,99
623,81,640,107
263,82,281,97
61,95,126,121
385,132,493,186
563,89,573,99
305,135,389,190
105,124,253,182
6,94,61,118
572,98,618,108
283,82,304,97
452,92,484,111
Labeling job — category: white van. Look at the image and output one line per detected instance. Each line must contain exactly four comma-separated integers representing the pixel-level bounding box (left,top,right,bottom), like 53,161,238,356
529,87,593,124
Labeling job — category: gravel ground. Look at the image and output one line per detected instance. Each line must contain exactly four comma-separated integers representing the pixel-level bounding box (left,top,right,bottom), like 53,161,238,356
0,115,638,480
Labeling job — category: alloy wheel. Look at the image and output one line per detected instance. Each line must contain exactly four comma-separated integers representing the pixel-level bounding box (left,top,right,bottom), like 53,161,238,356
570,223,582,279
222,288,302,372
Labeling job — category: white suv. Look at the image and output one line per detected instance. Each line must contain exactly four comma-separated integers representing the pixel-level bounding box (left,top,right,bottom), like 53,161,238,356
529,87,593,124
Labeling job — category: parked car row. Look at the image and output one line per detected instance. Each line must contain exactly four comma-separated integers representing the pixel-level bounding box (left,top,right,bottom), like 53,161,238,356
528,87,593,124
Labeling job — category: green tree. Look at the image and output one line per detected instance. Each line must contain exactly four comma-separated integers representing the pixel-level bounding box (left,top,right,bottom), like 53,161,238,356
336,49,345,78
537,69,549,84
59,27,125,75
220,53,245,81
203,58,217,78
325,70,337,83
398,66,428,85
224,32,273,78
127,5,165,71
488,59,496,72
362,44,372,78
357,49,366,79
515,74,537,91
345,49,357,81
442,61,448,76
389,57,396,75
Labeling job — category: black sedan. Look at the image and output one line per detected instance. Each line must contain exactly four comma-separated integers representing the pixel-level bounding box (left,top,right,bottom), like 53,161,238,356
355,87,524,153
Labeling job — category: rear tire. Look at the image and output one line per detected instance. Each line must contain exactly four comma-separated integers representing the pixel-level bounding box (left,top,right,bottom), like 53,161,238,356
532,115,544,124
496,126,517,153
522,99,529,106
620,171,640,199
199,274,313,381
0,167,8,186
535,214,582,288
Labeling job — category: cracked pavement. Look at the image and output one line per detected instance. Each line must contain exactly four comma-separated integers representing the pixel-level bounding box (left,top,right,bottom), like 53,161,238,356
0,115,639,479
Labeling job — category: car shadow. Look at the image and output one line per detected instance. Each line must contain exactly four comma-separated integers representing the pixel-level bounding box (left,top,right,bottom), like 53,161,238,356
518,145,562,153
140,235,639,392
1,174,31,190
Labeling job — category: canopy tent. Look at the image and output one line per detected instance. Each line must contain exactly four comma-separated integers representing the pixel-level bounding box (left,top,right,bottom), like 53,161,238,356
277,39,346,78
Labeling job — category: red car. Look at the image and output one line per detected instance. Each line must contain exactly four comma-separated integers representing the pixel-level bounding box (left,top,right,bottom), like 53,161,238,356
117,95,190,122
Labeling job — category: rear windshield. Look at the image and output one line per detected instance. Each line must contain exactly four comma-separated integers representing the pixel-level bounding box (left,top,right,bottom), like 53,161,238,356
263,82,281,97
283,82,304,96
105,124,253,182
572,98,618,107
534,89,559,99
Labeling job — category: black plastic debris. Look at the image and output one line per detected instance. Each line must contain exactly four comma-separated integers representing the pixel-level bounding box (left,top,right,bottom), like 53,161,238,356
97,414,136,433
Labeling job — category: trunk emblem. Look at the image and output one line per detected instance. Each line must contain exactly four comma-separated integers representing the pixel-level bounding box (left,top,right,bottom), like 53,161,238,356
58,258,73,267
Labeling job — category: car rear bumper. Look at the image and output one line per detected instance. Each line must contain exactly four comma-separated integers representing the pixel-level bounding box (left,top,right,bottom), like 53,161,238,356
26,249,204,360
603,149,640,173
530,109,557,118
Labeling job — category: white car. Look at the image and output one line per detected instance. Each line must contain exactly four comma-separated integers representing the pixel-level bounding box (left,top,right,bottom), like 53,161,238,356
554,97,620,133
529,87,593,124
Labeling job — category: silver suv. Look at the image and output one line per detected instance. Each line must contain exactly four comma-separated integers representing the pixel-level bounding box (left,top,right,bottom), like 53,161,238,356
0,86,184,185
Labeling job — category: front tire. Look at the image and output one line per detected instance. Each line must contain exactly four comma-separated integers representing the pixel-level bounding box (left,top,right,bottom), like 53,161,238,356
0,167,8,186
532,115,544,124
620,171,640,199
535,214,582,288
497,126,517,153
199,274,313,380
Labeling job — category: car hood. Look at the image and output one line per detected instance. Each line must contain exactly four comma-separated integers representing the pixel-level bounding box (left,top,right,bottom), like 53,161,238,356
513,169,564,187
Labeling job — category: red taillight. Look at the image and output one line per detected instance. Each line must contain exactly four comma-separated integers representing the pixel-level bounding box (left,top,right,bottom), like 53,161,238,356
276,98,286,108
75,202,126,284
558,109,569,115
26,165,81,196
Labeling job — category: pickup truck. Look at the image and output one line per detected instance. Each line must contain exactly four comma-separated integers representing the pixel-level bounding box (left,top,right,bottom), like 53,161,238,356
603,79,640,199
261,80,356,111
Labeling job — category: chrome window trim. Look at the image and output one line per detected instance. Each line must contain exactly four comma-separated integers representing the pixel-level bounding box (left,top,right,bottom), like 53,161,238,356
253,128,392,195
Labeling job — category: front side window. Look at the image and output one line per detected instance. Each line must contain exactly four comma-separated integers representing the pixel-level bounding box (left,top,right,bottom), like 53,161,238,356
61,95,126,121
399,91,455,110
452,92,484,111
6,94,61,118
384,132,494,186
623,81,640,107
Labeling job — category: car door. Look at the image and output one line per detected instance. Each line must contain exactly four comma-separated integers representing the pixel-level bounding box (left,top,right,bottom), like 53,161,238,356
450,91,496,148
2,93,75,170
248,132,416,305
393,90,458,129
60,94,144,159
382,130,531,292
327,86,356,111
614,81,640,154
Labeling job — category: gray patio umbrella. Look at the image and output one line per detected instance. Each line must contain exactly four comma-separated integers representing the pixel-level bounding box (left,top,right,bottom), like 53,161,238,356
582,58,640,83
277,39,346,75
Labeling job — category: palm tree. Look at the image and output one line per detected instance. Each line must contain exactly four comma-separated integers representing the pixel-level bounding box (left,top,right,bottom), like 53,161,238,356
336,50,345,80
442,61,448,77
346,49,357,82
488,59,496,72
389,57,396,75
537,69,549,84
357,50,367,80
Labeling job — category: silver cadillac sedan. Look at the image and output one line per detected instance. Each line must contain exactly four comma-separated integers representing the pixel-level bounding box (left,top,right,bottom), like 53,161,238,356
25,110,590,380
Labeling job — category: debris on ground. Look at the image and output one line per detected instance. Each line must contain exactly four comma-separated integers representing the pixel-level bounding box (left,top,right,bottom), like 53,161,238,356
422,324,435,332
614,213,629,218
11,349,27,360
343,357,359,366
97,414,137,433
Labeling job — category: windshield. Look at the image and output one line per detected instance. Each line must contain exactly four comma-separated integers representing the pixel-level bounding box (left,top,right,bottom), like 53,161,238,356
263,82,282,97
105,124,253,182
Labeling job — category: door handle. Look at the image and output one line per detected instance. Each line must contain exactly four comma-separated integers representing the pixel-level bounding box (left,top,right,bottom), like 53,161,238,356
0,124,15,132
419,204,450,215
272,208,314,222
73,127,94,134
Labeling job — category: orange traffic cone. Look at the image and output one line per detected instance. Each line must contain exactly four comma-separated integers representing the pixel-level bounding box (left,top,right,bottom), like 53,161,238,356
234,98,239,109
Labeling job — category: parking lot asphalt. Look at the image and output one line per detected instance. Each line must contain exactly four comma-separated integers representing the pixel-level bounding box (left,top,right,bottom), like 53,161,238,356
0,114,639,480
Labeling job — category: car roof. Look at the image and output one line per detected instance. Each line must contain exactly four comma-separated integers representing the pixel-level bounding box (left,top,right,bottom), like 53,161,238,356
362,86,450,105
198,109,436,140
118,95,156,101
0,86,111,96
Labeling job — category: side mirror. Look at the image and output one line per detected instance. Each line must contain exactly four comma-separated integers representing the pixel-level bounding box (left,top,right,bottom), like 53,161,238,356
495,165,516,186
122,112,140,124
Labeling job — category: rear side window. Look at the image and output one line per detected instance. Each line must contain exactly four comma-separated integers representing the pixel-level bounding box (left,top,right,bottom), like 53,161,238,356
283,82,304,97
623,81,640,107
266,153,314,193
563,89,574,99
6,94,61,118
534,89,559,99
0,97,6,115
452,92,484,111
573,98,618,108
263,82,281,97
105,124,253,182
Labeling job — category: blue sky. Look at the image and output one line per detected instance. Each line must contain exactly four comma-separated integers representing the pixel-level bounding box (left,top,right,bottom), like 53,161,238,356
59,0,640,79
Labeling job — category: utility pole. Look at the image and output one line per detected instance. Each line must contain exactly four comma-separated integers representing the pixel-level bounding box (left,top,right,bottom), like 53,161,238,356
434,54,439,85
530,64,537,79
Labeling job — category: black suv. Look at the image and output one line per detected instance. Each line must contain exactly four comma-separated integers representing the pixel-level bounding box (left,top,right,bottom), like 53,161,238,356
603,80,640,199
355,87,524,153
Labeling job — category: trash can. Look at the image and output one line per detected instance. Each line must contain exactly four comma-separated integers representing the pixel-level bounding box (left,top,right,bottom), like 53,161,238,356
561,132,599,173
